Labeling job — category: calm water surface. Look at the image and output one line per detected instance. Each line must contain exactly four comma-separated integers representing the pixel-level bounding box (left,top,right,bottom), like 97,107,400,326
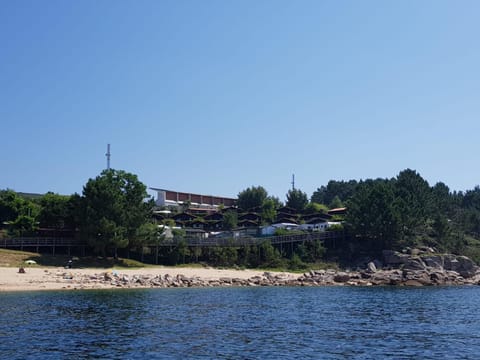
1,286,480,359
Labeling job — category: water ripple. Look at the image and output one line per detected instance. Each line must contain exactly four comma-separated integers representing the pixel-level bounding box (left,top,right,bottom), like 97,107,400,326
1,286,480,359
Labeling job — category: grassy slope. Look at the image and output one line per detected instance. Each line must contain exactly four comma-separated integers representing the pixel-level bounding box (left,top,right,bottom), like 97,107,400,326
0,249,145,268
0,249,339,272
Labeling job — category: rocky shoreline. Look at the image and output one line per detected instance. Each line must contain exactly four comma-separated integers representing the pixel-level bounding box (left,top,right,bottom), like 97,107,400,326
299,248,480,287
4,247,479,291
44,248,480,290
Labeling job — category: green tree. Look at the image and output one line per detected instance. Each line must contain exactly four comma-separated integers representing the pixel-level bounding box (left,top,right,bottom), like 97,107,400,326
80,169,153,256
431,213,451,244
258,240,283,267
431,182,452,215
38,192,71,230
346,179,401,252
0,190,40,236
462,186,480,212
393,169,431,239
237,186,268,211
304,202,329,214
0,190,20,224
65,193,84,231
135,222,165,263
286,188,308,212
329,195,344,209
222,210,238,230
296,241,324,263
261,197,278,224
175,238,190,264
311,180,358,205
10,214,39,236
210,245,238,266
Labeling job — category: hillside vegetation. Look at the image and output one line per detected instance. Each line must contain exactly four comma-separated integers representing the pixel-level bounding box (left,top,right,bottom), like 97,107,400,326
2,168,480,266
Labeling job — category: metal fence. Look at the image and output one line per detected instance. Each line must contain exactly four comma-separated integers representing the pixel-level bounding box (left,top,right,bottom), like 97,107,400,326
0,231,344,250
152,231,344,247
1,237,84,248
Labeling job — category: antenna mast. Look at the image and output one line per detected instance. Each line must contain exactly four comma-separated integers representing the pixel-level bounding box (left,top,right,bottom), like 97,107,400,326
291,174,295,190
106,144,111,170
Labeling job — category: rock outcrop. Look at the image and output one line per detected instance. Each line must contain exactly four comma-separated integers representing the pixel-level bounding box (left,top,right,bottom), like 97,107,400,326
54,248,480,289
373,248,480,286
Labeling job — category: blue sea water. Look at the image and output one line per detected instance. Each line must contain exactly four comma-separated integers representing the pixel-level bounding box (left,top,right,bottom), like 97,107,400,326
1,286,480,359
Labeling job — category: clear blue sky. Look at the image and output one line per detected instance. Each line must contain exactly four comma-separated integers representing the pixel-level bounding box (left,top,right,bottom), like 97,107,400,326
1,1,480,202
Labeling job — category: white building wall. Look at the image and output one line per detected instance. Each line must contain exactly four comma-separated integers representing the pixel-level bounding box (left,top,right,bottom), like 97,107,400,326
155,190,167,206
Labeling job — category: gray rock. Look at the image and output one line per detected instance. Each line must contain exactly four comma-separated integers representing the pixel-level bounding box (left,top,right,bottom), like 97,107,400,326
333,272,351,283
455,256,478,278
443,255,459,271
383,250,410,266
103,272,113,281
418,246,435,254
410,248,421,256
366,261,377,273
403,279,424,286
422,255,444,270
402,256,426,271
430,271,446,284
360,271,372,279
442,255,477,278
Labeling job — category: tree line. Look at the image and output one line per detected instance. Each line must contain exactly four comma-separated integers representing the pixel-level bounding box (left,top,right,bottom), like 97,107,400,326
2,168,480,265
344,169,480,262
0,170,154,258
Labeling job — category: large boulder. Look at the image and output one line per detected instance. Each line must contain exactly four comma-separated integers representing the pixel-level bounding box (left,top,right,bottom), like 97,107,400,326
402,270,432,285
383,250,410,266
368,270,402,285
444,255,478,278
366,261,377,273
383,250,478,279
429,271,447,285
402,256,426,271
333,272,351,283
422,255,444,270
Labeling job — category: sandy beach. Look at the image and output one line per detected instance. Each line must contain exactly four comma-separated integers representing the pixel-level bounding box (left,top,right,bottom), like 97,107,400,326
0,266,298,292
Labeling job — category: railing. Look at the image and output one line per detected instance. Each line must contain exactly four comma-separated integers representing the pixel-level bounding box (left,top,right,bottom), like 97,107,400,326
0,237,86,248
0,231,345,249
153,231,344,247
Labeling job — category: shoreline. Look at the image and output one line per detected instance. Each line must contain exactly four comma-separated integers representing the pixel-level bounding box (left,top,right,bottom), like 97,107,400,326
3,262,480,292
0,266,300,292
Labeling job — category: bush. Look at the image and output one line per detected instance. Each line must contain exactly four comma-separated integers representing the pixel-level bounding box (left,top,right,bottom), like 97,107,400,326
288,253,307,271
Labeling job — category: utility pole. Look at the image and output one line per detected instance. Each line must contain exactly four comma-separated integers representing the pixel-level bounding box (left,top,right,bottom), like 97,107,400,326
106,144,111,170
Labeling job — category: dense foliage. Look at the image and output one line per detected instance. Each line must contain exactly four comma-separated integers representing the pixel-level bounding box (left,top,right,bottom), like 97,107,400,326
285,188,308,212
79,169,155,256
311,180,358,207
0,169,155,257
0,190,41,236
345,169,480,261
237,186,282,224
236,186,268,211
2,167,480,265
